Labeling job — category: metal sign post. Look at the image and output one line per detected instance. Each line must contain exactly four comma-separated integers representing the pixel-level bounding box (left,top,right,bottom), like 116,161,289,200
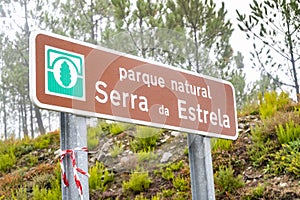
188,134,215,200
60,113,89,200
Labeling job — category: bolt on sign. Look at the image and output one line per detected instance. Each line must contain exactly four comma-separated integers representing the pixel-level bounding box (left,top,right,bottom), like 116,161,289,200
30,31,238,140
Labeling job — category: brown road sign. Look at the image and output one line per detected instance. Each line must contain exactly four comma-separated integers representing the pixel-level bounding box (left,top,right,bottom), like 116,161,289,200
29,31,238,140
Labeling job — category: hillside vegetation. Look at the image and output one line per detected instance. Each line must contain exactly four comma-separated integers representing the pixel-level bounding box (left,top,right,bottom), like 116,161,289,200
0,91,300,199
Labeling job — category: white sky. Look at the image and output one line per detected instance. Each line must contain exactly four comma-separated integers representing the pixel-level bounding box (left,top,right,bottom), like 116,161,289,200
215,0,259,84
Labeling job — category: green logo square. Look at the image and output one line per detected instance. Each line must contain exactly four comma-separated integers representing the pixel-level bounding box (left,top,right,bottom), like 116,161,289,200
45,46,85,100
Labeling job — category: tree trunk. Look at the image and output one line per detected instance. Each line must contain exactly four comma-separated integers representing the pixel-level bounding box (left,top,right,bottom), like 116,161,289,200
18,105,21,139
286,18,300,102
2,88,7,140
34,106,45,134
30,102,34,138
21,99,28,138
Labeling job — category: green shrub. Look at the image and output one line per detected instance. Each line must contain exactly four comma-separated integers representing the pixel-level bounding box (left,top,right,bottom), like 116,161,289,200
137,148,157,162
238,98,260,116
211,138,232,152
89,162,114,191
130,126,161,152
110,122,132,135
32,173,54,189
251,183,265,198
169,160,184,171
242,183,265,200
161,167,174,180
268,140,300,177
172,191,191,199
87,123,104,150
259,91,290,119
32,179,61,200
276,120,300,144
110,123,124,135
34,134,51,149
247,140,276,167
99,120,111,134
134,193,148,200
32,186,48,200
151,194,163,200
31,163,61,200
15,143,34,157
214,165,245,194
23,154,38,167
162,189,175,197
122,168,152,193
172,175,189,191
0,153,16,173
109,142,123,158
11,187,28,200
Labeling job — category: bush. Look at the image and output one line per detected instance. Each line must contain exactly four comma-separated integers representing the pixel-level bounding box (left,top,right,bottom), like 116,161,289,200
130,126,161,152
172,175,189,191
99,120,111,134
247,140,276,167
137,148,157,162
242,183,265,200
87,123,104,150
211,138,232,152
32,185,61,200
34,134,51,149
259,91,290,119
23,154,38,167
0,153,16,173
11,187,28,200
110,123,125,135
169,160,185,171
122,168,152,193
31,162,61,200
109,142,123,158
214,165,245,194
268,140,300,177
110,122,132,135
161,167,174,181
276,120,300,144
89,162,114,191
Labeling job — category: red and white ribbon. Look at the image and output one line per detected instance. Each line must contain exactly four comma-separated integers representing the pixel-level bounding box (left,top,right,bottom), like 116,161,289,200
56,147,89,199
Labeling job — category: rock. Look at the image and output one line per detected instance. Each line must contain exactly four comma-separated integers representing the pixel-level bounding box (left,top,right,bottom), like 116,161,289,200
90,157,96,163
102,139,113,152
123,149,133,155
238,123,246,129
120,155,137,168
279,182,288,187
245,128,251,133
160,135,170,143
97,151,106,160
171,131,181,137
160,152,172,163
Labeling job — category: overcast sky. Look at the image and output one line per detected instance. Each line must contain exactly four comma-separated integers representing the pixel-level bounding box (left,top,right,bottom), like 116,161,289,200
215,0,258,83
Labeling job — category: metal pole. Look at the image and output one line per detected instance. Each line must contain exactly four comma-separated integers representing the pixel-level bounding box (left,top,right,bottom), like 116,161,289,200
60,112,89,200
188,134,215,200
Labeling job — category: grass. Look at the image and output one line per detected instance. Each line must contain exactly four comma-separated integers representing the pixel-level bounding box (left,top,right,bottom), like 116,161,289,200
89,161,114,191
211,138,232,152
214,165,245,195
109,142,124,158
122,168,152,193
276,120,300,144
130,126,161,152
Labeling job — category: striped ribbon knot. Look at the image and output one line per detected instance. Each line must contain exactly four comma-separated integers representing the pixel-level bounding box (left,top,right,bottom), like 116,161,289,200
57,146,89,199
